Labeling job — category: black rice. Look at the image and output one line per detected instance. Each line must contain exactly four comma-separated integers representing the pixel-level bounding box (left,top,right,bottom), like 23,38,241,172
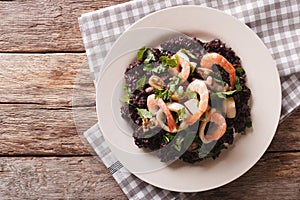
120,36,252,164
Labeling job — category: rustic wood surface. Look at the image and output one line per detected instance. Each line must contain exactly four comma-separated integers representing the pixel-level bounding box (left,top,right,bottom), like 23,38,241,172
0,1,299,199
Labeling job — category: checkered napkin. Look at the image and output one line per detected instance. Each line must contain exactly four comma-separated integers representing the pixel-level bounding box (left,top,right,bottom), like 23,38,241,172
79,0,300,199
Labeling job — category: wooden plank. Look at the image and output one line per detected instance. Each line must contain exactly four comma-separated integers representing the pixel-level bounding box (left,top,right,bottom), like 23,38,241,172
0,104,96,155
0,0,130,52
270,107,300,152
199,152,300,200
0,53,299,155
0,53,98,155
1,104,299,155
0,156,127,199
0,53,94,107
0,153,299,199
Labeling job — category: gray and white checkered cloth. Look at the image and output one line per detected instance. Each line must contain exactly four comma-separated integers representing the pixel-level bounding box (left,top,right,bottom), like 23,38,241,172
79,0,300,199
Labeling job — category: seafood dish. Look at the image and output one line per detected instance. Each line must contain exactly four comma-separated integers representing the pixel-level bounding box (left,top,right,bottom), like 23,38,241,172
120,36,252,163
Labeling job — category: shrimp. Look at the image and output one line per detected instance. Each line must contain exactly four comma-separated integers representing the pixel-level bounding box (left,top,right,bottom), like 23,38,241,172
223,97,236,118
156,102,190,133
201,52,236,89
147,94,176,132
185,79,209,125
169,56,191,84
199,111,227,144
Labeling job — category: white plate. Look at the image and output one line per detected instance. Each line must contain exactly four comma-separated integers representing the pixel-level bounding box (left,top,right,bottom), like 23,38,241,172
96,6,281,192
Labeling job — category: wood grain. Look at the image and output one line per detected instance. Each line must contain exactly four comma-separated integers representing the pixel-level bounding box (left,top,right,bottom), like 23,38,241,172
0,54,299,156
0,153,299,200
199,152,300,200
0,53,94,107
1,1,299,198
0,0,130,52
0,104,96,155
270,107,300,152
0,156,126,199
0,53,97,155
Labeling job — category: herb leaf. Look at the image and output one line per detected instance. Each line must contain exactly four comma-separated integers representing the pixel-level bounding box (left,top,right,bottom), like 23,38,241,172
137,108,152,119
154,88,173,101
213,77,226,86
171,76,181,86
235,76,243,91
144,49,156,64
169,76,181,93
152,65,166,73
137,47,156,64
160,56,178,67
172,136,184,152
137,47,147,60
136,75,146,91
143,64,167,74
121,85,131,104
186,88,197,99
246,118,253,128
236,67,244,74
211,90,237,99
163,133,175,144
142,63,153,71
198,143,227,159
178,108,187,122
179,49,197,59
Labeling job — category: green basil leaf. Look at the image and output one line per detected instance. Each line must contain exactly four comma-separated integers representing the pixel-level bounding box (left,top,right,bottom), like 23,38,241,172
136,75,146,91
180,49,197,59
160,56,178,67
169,84,176,93
142,63,153,71
211,92,226,99
198,143,227,159
152,65,166,73
137,47,147,60
236,67,244,74
138,47,156,64
143,63,166,74
246,118,253,128
168,76,181,93
172,136,184,152
186,88,197,99
222,90,237,95
213,77,226,86
171,75,181,85
137,108,152,119
178,108,187,122
211,90,237,99
154,88,172,101
121,95,130,104
163,133,175,144
121,85,131,104
235,76,243,91
144,49,156,64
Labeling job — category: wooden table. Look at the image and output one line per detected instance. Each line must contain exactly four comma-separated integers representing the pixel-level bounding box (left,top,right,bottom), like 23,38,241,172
1,1,299,199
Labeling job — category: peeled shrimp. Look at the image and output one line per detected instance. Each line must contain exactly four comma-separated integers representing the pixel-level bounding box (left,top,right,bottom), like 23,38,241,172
156,102,190,133
169,56,191,84
185,79,209,125
201,52,236,89
199,111,227,144
223,97,236,118
147,94,176,132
